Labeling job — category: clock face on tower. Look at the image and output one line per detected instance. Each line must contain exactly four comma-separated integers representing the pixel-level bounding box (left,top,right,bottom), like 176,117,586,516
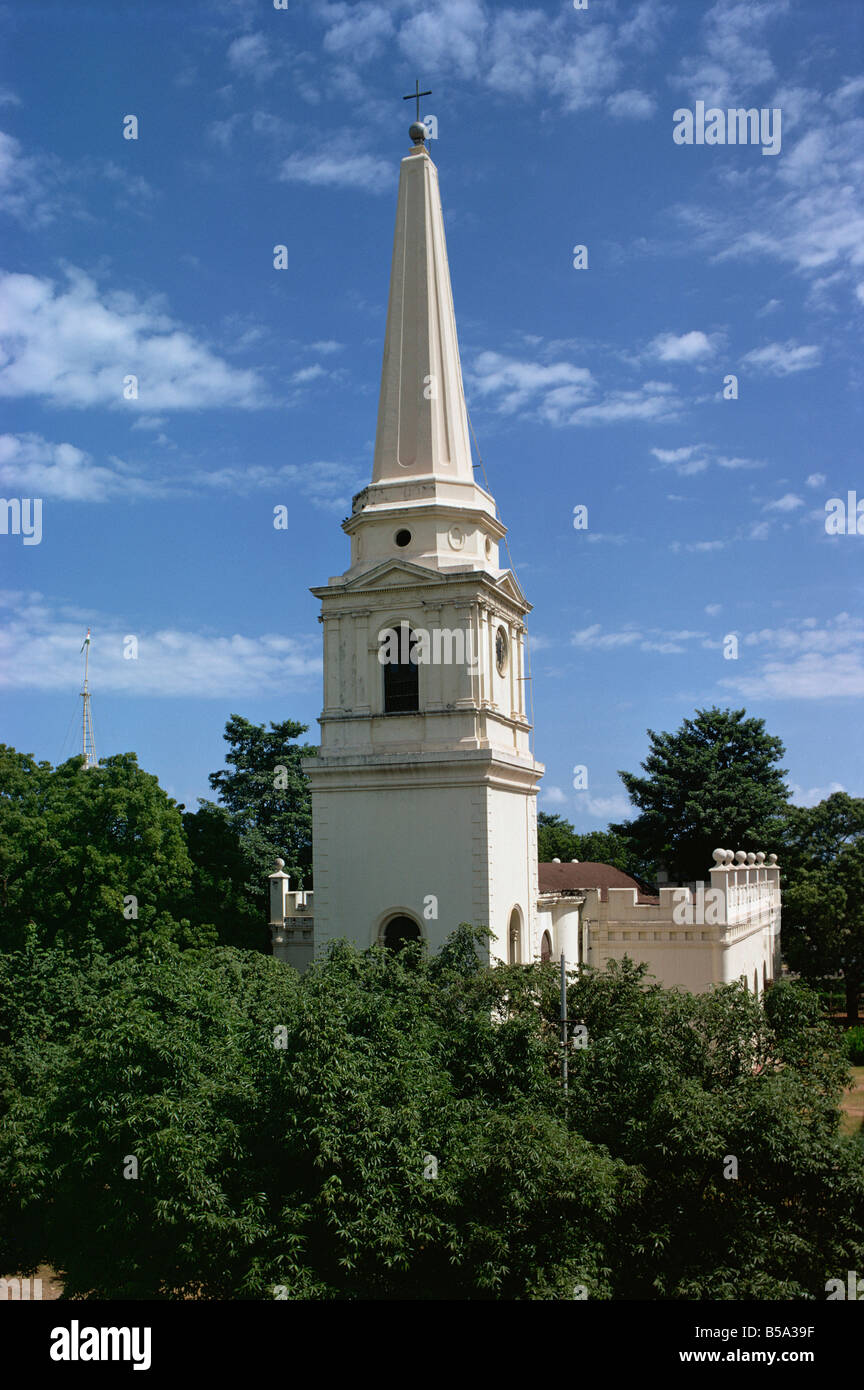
495,626,508,675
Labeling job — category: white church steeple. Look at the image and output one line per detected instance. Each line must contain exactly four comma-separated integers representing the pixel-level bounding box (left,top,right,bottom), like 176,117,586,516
340,123,505,582
372,124,473,484
300,108,543,969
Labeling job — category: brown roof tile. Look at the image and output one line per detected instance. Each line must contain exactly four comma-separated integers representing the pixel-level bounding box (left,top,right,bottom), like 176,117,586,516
538,861,659,903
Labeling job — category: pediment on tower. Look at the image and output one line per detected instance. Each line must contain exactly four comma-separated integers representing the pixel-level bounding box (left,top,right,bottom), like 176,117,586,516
495,570,529,608
340,559,444,592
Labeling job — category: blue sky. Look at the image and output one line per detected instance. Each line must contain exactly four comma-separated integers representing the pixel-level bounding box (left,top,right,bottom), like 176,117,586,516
1,0,862,828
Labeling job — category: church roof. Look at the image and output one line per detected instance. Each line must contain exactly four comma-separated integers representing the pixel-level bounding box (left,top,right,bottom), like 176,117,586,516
538,861,659,903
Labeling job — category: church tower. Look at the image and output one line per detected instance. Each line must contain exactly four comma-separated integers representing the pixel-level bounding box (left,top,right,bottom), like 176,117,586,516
304,114,544,964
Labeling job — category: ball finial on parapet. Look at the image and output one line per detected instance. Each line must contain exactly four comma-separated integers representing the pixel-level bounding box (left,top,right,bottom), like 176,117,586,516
712,847,726,866
409,121,427,145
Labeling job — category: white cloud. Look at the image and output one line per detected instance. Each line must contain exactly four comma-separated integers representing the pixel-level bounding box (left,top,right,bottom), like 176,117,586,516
586,532,630,546
789,781,847,807
192,459,365,512
721,615,864,699
291,364,327,384
649,330,715,363
398,0,486,82
585,793,633,820
827,76,864,113
572,624,642,651
741,340,822,375
0,129,156,226
323,3,394,62
674,0,787,106
669,538,726,552
313,1,667,117
763,492,803,512
541,785,567,806
651,444,708,474
226,33,280,82
0,432,363,511
0,592,321,698
570,624,706,653
471,350,683,428
650,444,764,476
0,433,166,502
715,455,765,470
806,472,826,488
469,351,594,416
570,385,681,426
130,415,167,432
672,83,864,305
652,445,702,464
705,603,722,615
0,267,264,410
278,151,393,194
606,89,657,120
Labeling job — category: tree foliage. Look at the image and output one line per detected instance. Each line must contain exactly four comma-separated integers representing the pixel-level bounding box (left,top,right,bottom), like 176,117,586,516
195,714,317,903
2,930,861,1300
537,814,644,877
611,707,789,883
0,745,200,955
781,792,864,1022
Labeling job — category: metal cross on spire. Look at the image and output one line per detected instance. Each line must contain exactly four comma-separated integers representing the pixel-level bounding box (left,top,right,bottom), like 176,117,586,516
402,79,431,123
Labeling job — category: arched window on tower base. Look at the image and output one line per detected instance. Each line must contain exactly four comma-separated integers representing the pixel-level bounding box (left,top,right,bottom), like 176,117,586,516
381,915,422,952
508,908,522,965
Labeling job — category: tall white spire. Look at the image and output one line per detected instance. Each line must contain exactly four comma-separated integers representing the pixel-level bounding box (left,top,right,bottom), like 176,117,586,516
339,121,505,581
372,135,473,484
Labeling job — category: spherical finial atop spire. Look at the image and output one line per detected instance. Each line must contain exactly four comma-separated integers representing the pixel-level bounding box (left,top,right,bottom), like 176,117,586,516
409,120,426,145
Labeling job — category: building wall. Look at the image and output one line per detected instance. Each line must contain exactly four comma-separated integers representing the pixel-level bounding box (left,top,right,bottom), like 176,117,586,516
487,781,539,963
311,774,481,953
536,854,781,998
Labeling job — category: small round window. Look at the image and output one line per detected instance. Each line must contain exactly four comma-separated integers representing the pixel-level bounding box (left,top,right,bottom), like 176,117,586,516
395,529,411,548
495,626,508,675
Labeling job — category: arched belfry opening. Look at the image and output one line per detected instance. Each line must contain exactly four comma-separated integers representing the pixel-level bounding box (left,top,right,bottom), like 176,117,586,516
383,622,419,713
508,908,522,965
540,930,552,963
382,914,422,952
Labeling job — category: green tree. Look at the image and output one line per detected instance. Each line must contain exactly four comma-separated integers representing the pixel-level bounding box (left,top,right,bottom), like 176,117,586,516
611,707,789,883
559,961,863,1298
781,792,864,1023
0,746,200,955
537,814,642,876
181,801,269,952
199,715,318,903
1,935,623,1299
3,930,862,1300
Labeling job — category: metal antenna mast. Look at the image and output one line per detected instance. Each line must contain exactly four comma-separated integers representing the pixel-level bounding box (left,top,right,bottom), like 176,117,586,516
80,629,97,768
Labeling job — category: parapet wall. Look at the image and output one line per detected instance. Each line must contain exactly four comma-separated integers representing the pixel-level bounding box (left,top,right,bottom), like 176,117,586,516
269,857,315,973
588,849,782,994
